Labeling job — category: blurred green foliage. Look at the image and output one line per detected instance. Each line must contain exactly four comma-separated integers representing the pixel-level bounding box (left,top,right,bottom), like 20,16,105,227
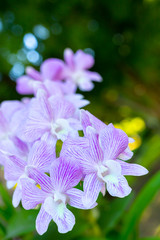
1,0,160,239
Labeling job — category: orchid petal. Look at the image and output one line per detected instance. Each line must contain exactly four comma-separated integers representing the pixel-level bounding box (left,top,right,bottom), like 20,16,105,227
26,167,53,193
40,58,64,80
27,140,55,172
106,175,131,198
36,204,52,235
12,184,22,207
74,50,94,70
116,160,148,176
86,126,103,163
64,48,75,69
99,124,128,160
50,158,82,192
82,173,102,208
21,179,48,210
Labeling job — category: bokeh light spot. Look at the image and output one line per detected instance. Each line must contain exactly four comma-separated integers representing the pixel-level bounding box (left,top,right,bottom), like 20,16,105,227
0,19,3,32
27,50,40,64
33,24,50,40
9,62,25,80
84,48,95,57
23,33,38,50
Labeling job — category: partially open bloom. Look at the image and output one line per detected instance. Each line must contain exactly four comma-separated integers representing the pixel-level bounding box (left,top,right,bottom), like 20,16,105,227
63,48,102,91
16,59,65,95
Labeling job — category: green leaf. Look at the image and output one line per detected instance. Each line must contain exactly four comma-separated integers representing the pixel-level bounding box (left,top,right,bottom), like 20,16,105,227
0,183,13,209
4,208,37,239
99,193,134,233
76,237,107,240
120,171,160,240
139,238,160,240
136,135,160,170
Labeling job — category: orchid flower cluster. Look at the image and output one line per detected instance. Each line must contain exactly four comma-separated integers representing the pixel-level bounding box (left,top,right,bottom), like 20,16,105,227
0,48,148,235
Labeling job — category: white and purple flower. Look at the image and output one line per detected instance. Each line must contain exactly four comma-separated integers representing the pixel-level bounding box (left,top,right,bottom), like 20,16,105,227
21,158,94,234
0,48,148,236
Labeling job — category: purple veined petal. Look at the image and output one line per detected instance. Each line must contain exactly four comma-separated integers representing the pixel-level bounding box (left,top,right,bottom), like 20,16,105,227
50,157,82,192
26,167,53,193
82,173,102,208
27,140,56,172
53,204,75,234
21,179,48,210
67,118,82,131
44,197,75,234
36,90,53,119
49,96,75,120
60,144,95,175
80,110,92,135
9,136,29,157
80,110,106,135
43,80,64,97
40,58,65,81
78,79,94,92
0,150,7,166
64,48,75,70
9,155,26,169
0,138,22,157
16,75,34,95
41,132,57,147
66,188,97,209
4,156,26,181
10,100,31,136
99,124,129,160
61,137,89,156
20,94,51,142
85,70,102,82
106,175,132,198
0,110,8,134
59,79,77,94
116,160,148,176
26,66,42,81
36,204,52,235
74,50,94,70
86,126,104,163
118,146,133,161
12,184,22,207
65,94,90,109
1,100,23,122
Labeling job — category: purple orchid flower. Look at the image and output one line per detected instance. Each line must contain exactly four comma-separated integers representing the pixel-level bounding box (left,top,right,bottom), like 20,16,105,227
80,109,133,160
18,90,81,145
21,158,93,234
0,100,27,165
63,48,102,91
16,59,65,95
61,124,148,208
4,140,55,207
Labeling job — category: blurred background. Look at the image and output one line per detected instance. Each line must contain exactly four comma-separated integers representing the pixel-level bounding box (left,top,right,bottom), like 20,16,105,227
0,0,160,239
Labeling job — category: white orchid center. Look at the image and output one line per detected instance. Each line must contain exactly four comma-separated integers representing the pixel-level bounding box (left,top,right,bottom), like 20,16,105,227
72,70,85,85
51,119,71,141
